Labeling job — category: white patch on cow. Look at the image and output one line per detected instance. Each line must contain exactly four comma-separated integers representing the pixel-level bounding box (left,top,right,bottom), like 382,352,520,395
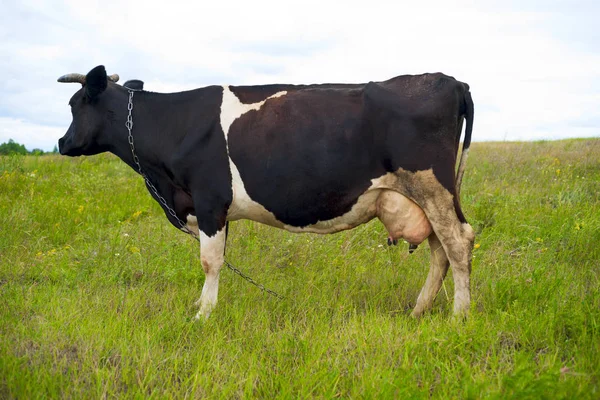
220,86,288,225
220,86,287,137
195,227,226,320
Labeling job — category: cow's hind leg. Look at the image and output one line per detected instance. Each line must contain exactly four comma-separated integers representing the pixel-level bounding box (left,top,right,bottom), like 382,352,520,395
396,169,475,317
411,232,449,317
431,215,474,317
194,227,226,320
423,200,474,316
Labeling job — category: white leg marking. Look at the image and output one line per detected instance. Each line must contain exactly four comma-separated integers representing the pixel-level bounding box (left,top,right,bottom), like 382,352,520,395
194,228,226,320
392,168,475,317
451,223,475,316
430,219,474,317
412,233,449,317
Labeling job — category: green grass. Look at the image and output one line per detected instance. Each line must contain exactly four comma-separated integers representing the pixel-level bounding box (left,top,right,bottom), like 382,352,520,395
1,139,599,398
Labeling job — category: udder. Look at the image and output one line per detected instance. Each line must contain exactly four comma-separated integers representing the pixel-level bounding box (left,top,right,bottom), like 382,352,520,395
376,190,432,245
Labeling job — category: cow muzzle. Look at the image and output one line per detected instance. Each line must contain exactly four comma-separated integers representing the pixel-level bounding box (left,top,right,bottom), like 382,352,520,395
58,135,71,155
58,132,81,156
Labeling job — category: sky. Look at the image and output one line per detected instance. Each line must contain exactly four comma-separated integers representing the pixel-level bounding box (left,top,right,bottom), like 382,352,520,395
0,0,599,151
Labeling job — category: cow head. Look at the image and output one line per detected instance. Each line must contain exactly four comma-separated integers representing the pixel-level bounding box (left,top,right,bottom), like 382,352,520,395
57,65,120,156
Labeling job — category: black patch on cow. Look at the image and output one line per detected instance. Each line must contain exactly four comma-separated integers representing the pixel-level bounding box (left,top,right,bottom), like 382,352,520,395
229,74,469,227
172,109,232,235
137,86,232,236
363,76,469,223
230,84,299,104
228,87,386,227
229,83,363,104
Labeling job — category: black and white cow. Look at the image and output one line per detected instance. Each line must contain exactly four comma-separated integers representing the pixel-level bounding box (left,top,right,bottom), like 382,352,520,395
58,65,475,320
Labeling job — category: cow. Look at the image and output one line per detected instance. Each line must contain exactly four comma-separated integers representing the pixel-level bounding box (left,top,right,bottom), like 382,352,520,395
57,65,475,320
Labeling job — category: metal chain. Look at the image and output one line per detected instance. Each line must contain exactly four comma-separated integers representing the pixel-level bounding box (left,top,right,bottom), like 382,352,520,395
224,261,285,300
125,89,283,299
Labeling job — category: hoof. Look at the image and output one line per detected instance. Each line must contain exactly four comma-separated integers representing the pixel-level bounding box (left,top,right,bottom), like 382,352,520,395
194,308,212,321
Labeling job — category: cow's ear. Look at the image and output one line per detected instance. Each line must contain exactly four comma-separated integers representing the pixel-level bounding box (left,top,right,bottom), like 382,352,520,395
124,79,144,91
85,65,108,100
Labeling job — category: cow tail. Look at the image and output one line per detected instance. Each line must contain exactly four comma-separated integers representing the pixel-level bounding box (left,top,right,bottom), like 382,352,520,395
455,87,474,196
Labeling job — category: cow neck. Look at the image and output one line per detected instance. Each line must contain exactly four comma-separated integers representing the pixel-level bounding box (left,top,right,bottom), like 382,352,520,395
121,88,189,232
120,89,168,170
112,89,181,182
124,90,181,180
114,86,221,181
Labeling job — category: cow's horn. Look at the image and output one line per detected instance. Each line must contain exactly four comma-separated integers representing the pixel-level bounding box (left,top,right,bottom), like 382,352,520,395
57,73,120,84
57,73,86,84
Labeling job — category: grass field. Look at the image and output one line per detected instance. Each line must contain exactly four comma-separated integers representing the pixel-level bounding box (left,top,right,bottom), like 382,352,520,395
1,139,599,398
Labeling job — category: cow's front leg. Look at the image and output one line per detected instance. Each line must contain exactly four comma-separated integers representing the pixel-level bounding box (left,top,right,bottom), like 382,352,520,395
194,227,226,320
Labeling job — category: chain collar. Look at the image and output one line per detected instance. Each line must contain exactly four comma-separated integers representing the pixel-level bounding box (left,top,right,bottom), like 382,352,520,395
124,89,284,300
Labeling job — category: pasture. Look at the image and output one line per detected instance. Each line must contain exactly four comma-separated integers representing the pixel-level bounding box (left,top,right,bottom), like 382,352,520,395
1,139,599,398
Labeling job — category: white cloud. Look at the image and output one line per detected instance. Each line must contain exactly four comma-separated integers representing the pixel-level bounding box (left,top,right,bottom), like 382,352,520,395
0,0,598,150
0,117,63,151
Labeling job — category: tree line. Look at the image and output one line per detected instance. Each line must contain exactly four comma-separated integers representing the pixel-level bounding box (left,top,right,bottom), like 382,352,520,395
0,139,58,155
